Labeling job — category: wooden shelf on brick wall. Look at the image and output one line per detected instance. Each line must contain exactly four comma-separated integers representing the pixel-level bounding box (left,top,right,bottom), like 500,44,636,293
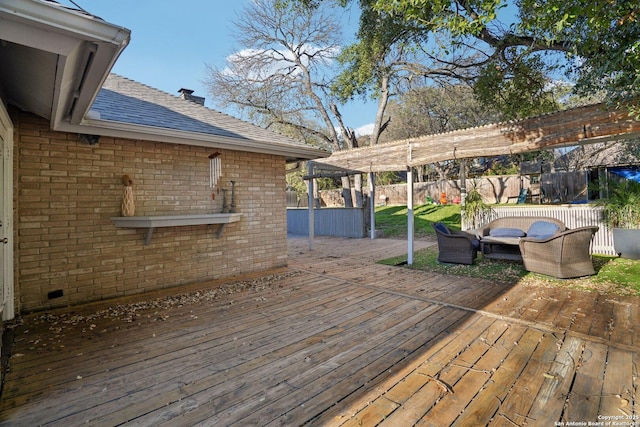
111,213,242,246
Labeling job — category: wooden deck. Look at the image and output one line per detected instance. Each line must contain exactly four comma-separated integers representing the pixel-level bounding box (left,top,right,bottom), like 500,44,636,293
1,236,639,426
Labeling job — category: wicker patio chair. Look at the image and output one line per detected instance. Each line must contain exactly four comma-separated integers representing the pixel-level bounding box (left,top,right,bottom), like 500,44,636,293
519,226,599,279
432,222,479,265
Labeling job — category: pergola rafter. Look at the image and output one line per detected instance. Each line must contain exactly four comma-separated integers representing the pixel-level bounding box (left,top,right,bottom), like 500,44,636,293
304,103,640,263
313,103,640,173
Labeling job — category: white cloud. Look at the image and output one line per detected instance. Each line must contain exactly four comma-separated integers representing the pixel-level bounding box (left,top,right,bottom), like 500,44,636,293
355,123,374,137
336,123,374,138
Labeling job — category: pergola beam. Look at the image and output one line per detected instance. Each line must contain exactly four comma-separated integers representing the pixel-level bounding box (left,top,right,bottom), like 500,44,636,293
315,103,640,173
304,102,640,265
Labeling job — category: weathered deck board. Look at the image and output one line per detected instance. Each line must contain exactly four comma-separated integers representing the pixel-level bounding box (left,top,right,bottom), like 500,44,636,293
526,335,585,424
451,327,544,426
589,294,616,340
610,300,635,346
268,307,469,427
13,290,399,425
562,342,608,423
420,321,523,426
316,314,494,426
6,278,341,370
1,236,639,426
551,291,588,330
634,352,640,418
599,347,634,419
487,331,561,427
532,287,570,326
3,277,372,406
150,300,445,426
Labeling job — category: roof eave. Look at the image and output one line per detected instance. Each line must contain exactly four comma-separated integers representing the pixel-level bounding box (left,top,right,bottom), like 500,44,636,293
53,36,130,128
0,0,130,127
55,118,330,161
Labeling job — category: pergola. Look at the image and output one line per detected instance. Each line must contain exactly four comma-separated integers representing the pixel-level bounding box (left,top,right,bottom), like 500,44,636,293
305,102,640,263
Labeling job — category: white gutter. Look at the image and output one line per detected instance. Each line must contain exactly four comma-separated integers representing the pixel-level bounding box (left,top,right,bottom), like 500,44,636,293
0,0,130,45
55,118,330,160
0,0,324,161
0,0,131,127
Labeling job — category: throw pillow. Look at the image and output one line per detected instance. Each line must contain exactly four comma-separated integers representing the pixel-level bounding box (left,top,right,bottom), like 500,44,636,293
527,221,559,238
434,222,450,234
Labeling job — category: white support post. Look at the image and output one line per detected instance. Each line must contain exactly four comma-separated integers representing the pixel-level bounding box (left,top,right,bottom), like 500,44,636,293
307,162,314,250
368,172,375,239
407,167,414,265
460,159,467,205
460,159,467,230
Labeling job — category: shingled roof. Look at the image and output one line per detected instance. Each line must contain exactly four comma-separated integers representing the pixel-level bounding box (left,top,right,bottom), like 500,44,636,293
83,74,328,161
1,1,326,162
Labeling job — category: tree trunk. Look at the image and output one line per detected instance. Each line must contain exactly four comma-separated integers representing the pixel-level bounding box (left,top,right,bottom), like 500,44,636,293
341,176,353,207
459,159,467,205
369,74,391,146
353,174,363,208
434,162,448,181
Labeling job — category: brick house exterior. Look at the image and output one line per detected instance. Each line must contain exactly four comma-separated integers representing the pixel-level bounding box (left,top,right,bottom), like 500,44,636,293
11,108,295,312
0,1,327,317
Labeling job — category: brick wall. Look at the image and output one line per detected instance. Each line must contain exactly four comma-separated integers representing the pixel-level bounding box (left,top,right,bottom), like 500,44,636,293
11,110,288,313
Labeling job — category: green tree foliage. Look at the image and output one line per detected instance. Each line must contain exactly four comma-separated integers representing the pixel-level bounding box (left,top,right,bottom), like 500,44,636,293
331,2,435,144
381,85,500,180
332,0,564,119
304,0,639,120
462,182,494,229
381,85,499,142
474,55,559,119
331,6,422,102
370,0,502,36
519,0,640,115
600,176,640,229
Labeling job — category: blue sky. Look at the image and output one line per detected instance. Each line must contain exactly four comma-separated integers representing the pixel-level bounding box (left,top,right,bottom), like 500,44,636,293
60,0,377,134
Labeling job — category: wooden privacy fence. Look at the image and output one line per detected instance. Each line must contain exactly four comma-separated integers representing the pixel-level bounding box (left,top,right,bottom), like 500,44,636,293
464,205,615,255
304,171,594,208
287,208,366,238
311,177,527,207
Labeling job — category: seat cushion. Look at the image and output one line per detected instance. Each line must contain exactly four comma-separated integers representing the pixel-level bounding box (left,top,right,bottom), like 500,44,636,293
527,221,560,239
489,227,526,238
481,235,522,246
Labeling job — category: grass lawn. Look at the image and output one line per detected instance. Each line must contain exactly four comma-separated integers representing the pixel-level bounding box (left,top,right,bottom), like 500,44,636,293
375,204,462,238
376,204,640,297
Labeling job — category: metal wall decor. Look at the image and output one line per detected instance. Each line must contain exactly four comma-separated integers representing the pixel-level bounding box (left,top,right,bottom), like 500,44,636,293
209,152,221,188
